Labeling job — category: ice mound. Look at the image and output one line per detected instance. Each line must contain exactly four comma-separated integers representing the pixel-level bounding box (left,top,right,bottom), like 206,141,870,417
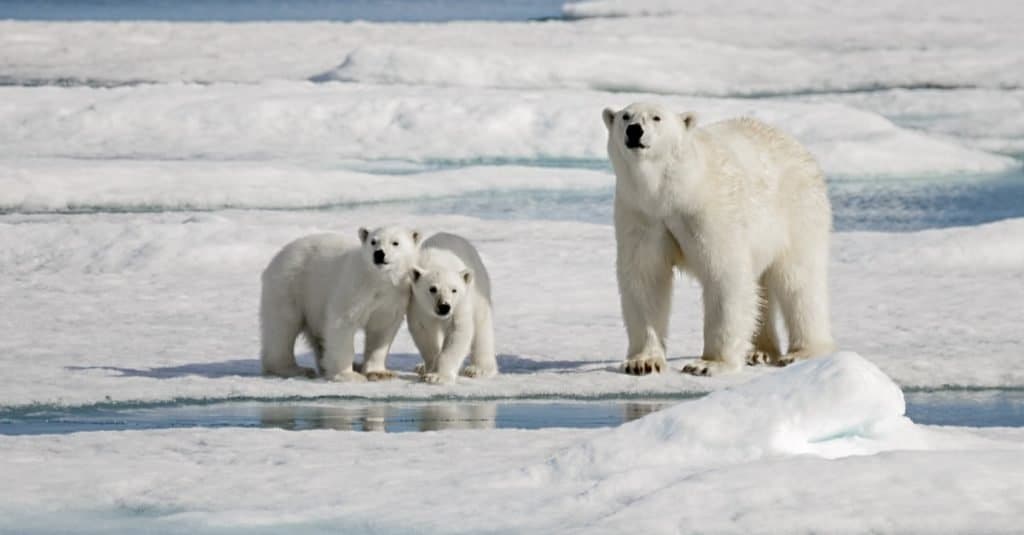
552,352,909,477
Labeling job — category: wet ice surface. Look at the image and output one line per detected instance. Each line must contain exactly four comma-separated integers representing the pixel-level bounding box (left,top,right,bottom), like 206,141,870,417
3,390,1022,436
411,170,1024,232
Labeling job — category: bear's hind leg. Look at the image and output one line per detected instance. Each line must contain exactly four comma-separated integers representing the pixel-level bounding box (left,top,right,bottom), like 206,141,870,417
260,301,315,379
463,305,497,378
747,277,783,366
770,255,834,366
301,328,325,375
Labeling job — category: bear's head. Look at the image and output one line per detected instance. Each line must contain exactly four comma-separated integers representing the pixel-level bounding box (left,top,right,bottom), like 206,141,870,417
602,102,697,161
410,249,473,320
358,226,421,281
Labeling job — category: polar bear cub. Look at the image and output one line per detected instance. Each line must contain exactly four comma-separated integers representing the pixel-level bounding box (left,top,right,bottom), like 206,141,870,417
260,226,420,381
407,233,497,384
603,102,835,376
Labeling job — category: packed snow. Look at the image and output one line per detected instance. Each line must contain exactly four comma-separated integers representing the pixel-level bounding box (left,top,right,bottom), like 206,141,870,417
1,84,1015,179
2,208,1023,410
3,0,1023,532
3,354,1023,533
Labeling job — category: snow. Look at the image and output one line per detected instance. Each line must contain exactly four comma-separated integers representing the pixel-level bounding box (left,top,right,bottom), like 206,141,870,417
0,84,1016,183
0,161,609,213
2,353,1023,533
2,209,1023,410
2,3,1023,532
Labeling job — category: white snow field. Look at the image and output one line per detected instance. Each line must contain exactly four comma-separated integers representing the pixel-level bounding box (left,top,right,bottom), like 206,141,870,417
2,0,1024,532
2,208,1024,409
2,354,1024,534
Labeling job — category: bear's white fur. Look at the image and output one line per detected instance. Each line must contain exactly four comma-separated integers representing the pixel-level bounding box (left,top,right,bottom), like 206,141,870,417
603,102,834,376
260,226,420,381
407,233,497,384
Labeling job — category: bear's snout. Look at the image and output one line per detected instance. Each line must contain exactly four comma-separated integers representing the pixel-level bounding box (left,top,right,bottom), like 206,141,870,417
436,303,451,316
625,124,645,148
373,250,386,265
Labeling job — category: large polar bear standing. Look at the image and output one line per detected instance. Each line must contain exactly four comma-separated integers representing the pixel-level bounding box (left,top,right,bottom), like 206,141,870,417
407,233,497,384
260,226,420,381
603,102,834,376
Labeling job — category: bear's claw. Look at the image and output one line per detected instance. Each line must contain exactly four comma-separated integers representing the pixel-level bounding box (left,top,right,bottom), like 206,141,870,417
422,372,455,384
460,365,496,378
364,370,396,381
681,359,739,377
745,350,784,367
622,357,666,375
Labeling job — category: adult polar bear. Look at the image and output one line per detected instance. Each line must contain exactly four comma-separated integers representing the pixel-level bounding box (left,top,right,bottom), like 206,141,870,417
603,102,834,376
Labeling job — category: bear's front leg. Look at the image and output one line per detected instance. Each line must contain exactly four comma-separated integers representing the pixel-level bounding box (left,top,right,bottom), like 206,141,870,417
321,322,366,382
409,313,442,376
615,208,677,376
423,314,473,385
682,267,758,377
362,316,403,382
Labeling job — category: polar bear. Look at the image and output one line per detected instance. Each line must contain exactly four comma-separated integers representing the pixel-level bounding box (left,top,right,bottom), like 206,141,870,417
407,233,497,384
260,226,420,381
603,102,834,376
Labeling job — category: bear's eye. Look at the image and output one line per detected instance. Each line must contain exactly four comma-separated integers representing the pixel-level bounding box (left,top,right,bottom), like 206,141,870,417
653,116,661,122
451,288,457,294
392,241,399,247
429,286,437,294
622,113,631,122
370,239,378,246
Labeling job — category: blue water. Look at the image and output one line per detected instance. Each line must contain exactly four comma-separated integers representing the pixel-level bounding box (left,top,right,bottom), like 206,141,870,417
2,391,1022,435
0,0,565,22
410,169,1024,232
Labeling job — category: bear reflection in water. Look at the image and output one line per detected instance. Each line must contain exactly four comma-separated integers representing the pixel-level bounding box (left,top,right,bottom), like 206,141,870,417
258,403,499,432
258,402,673,432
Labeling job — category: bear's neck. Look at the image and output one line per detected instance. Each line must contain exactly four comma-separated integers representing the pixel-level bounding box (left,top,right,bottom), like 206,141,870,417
617,138,706,214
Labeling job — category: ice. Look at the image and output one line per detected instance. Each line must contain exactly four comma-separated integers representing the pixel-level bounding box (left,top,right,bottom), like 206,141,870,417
2,208,1023,410
0,84,1015,184
2,352,1022,533
2,5,1023,532
0,161,609,213
551,353,912,478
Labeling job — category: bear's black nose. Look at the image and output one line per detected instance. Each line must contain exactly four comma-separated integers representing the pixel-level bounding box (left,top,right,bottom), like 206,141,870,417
373,250,386,265
625,123,644,148
436,303,451,316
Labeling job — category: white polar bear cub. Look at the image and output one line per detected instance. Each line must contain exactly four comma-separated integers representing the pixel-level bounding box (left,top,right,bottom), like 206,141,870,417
603,102,835,377
260,226,420,381
407,233,497,384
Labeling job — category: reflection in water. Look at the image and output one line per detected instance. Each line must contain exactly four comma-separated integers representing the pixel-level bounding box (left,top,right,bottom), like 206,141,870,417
623,402,672,423
259,403,498,432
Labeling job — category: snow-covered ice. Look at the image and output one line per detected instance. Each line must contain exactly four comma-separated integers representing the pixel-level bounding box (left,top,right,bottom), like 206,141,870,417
2,209,1023,409
3,1,1023,532
1,84,1015,178
3,353,1023,533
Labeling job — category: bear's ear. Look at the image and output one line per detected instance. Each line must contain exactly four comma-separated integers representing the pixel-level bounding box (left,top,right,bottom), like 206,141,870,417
358,227,370,243
411,230,422,245
461,268,474,285
602,108,616,130
680,112,698,130
411,266,425,283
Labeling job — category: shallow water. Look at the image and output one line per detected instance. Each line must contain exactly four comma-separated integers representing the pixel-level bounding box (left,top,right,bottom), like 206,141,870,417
0,0,566,22
412,170,1024,232
3,390,1021,435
